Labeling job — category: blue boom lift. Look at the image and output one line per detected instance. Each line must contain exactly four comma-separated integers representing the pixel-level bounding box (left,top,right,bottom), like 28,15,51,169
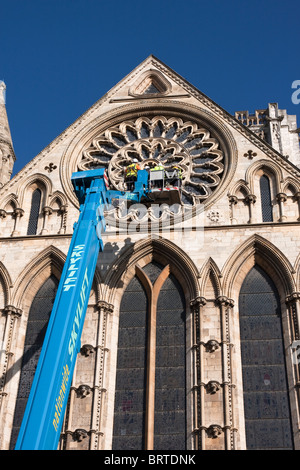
15,166,180,450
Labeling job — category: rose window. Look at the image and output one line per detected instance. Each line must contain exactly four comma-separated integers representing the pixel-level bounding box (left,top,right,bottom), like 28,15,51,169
78,116,225,224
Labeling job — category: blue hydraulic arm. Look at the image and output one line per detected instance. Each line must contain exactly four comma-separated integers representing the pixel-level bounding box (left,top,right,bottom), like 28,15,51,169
15,168,148,450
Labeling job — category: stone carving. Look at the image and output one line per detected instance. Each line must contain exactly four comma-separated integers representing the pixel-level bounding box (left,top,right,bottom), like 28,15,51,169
207,424,223,439
44,162,57,173
76,384,92,398
205,339,220,353
73,429,88,442
206,381,221,394
207,210,220,222
80,344,95,357
244,149,257,160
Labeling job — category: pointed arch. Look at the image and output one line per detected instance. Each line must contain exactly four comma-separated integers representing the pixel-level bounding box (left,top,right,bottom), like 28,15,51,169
228,179,250,198
17,173,53,208
110,242,189,450
294,253,300,292
222,234,295,300
245,159,283,194
129,70,172,97
0,261,13,307
103,237,200,305
199,257,222,298
282,177,300,196
12,245,66,311
238,264,294,450
49,190,68,209
0,193,18,212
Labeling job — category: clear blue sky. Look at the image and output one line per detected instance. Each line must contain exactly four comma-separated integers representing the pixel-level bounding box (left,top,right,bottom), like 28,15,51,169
1,0,299,176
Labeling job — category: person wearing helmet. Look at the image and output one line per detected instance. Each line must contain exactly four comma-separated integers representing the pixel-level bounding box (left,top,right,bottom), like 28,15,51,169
125,158,141,190
171,165,182,188
150,162,165,189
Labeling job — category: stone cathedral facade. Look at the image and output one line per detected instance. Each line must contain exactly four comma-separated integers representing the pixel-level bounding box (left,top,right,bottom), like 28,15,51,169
0,56,300,450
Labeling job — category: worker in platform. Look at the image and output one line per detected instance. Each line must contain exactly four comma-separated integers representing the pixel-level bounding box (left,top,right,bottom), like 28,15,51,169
125,158,141,190
171,165,182,188
150,162,165,189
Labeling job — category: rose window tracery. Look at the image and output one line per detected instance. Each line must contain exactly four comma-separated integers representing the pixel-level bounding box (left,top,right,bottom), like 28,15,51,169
78,116,225,224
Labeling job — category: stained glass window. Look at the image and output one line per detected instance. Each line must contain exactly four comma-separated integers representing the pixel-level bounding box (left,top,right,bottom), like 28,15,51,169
239,265,293,449
154,274,186,450
112,276,148,450
260,175,273,222
27,188,41,235
10,276,58,449
112,264,186,450
142,261,163,284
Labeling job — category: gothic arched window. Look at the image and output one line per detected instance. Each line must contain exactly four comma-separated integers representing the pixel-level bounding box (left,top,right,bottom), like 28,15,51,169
260,175,273,222
239,265,293,450
10,275,58,449
27,188,42,235
112,262,186,450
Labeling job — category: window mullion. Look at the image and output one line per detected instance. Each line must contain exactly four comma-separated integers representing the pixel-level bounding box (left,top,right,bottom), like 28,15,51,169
145,292,156,450
145,265,170,450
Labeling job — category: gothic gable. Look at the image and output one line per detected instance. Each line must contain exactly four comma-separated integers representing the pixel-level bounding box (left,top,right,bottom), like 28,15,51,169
0,56,299,232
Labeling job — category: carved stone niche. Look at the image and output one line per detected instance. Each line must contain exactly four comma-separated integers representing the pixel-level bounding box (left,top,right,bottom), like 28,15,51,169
74,429,88,442
76,384,92,398
205,380,221,394
207,424,223,439
80,344,95,357
204,339,220,353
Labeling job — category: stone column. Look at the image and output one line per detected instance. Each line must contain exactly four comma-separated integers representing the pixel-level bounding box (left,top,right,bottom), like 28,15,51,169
11,208,24,236
0,209,6,236
276,193,287,222
216,296,235,450
294,192,300,221
190,296,206,450
286,292,300,411
63,360,78,449
58,205,68,234
245,194,256,224
90,301,113,450
228,195,238,225
41,206,53,235
0,306,22,415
